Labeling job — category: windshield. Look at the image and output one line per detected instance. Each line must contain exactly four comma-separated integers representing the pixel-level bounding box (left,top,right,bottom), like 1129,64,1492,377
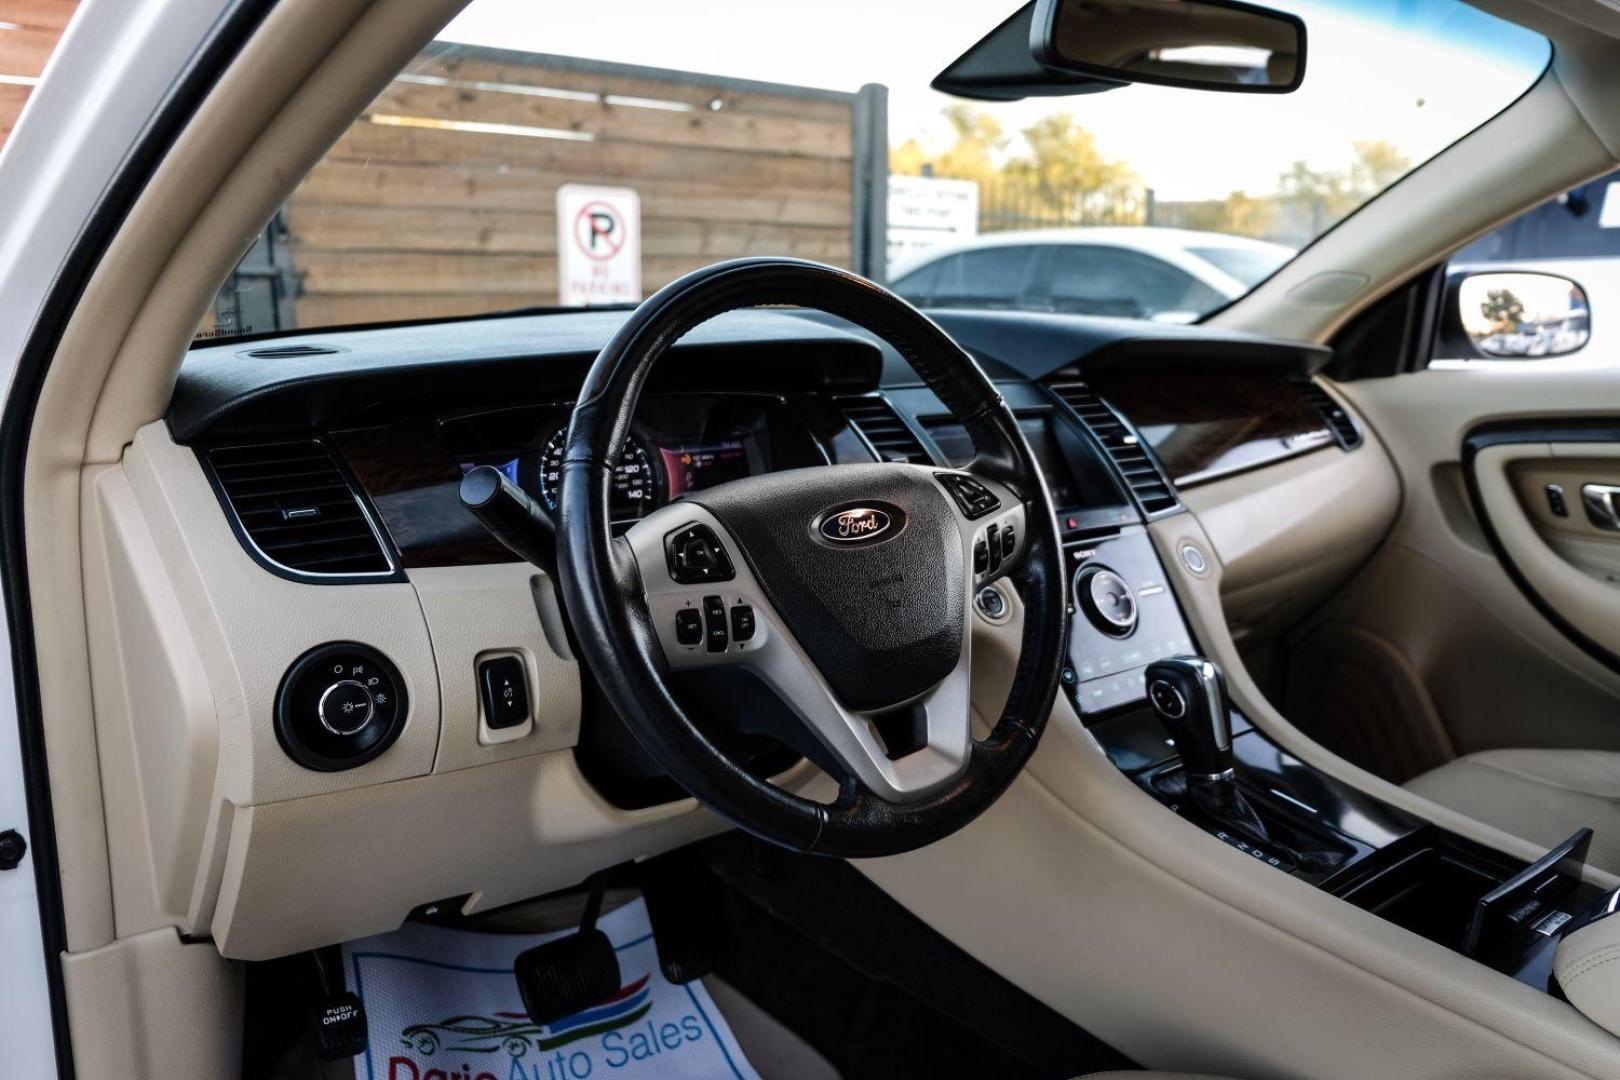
199,0,1549,341
1187,246,1292,288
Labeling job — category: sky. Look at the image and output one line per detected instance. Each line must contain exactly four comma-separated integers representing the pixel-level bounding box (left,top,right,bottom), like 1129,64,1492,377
437,0,1551,203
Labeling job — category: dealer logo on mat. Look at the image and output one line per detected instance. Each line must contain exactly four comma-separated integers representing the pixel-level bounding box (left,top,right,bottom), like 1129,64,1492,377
386,971,718,1080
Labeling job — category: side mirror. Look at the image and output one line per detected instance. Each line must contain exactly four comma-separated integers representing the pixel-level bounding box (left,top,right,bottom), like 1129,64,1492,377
1031,0,1306,93
1441,271,1591,360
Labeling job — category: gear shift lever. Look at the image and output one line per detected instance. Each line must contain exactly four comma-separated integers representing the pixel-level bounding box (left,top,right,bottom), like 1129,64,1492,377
1145,656,1267,840
1144,656,1231,781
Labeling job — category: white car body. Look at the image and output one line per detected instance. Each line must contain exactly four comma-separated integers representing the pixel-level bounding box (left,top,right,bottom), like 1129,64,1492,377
889,226,1297,321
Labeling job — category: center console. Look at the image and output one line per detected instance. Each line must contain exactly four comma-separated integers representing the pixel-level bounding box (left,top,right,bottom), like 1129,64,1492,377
1019,354,1618,1000
1064,511,1611,992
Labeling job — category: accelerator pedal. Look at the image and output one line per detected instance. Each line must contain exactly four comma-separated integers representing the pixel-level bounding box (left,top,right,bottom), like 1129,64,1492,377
512,873,622,1026
642,852,723,984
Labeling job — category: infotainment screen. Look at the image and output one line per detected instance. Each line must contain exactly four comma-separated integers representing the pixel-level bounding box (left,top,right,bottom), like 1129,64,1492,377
923,413,1121,512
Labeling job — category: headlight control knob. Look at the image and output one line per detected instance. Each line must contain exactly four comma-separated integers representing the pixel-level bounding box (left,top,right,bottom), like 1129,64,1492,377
1077,565,1138,638
276,642,407,771
317,679,375,736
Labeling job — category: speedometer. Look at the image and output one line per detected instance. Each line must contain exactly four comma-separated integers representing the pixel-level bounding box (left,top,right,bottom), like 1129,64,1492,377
537,428,658,521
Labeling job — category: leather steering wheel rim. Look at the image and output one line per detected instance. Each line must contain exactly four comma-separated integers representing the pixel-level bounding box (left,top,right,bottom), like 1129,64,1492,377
557,257,1068,857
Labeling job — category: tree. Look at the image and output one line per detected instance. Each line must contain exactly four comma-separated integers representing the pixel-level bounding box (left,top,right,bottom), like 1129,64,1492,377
1350,140,1410,194
1003,112,1139,225
1480,288,1525,332
890,104,1006,185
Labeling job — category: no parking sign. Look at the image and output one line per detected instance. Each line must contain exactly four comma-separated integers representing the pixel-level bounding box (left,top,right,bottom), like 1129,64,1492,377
557,184,642,306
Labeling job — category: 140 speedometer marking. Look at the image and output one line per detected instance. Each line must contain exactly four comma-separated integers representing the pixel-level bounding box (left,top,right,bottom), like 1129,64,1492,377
538,428,657,521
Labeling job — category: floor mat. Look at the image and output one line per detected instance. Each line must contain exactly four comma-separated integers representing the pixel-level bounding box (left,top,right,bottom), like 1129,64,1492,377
342,898,761,1080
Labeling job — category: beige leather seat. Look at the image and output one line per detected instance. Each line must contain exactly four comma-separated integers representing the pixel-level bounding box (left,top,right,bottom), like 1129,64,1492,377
1406,749,1620,873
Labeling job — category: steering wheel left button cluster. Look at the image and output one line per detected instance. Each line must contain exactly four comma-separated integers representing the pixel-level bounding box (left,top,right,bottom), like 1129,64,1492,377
276,642,408,771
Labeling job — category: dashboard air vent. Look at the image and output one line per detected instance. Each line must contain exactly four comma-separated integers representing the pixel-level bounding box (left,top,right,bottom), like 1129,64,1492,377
1047,382,1178,514
839,396,933,465
205,440,394,578
1297,382,1363,449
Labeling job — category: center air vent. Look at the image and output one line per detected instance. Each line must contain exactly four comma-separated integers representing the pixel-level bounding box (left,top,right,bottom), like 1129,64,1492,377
1047,382,1178,514
204,440,396,580
839,396,934,465
1297,382,1363,449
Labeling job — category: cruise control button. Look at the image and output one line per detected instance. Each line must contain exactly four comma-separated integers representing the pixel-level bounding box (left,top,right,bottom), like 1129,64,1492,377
1001,524,1016,558
985,524,1001,572
730,604,756,642
674,608,703,646
703,595,729,652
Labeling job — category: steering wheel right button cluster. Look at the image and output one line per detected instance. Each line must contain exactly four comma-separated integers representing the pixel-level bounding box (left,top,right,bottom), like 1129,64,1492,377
938,472,1001,518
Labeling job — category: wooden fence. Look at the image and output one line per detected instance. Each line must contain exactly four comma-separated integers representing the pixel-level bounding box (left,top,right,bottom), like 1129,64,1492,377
220,45,885,333
0,1,79,149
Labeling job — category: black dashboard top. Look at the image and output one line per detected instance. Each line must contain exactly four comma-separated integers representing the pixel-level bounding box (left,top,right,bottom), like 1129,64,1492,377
171,309,885,442
171,305,1328,442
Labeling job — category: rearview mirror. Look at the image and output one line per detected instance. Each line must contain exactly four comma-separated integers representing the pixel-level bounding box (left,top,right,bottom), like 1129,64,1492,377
1447,271,1590,360
1031,0,1307,93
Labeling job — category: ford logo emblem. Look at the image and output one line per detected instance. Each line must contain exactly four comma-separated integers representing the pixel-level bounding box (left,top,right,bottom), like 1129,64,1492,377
819,506,893,544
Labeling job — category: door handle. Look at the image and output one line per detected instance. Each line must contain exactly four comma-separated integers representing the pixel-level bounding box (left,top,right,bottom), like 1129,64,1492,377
1581,484,1620,531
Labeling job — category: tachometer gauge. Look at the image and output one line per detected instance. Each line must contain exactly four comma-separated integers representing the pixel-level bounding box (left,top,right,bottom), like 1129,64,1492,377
537,427,658,521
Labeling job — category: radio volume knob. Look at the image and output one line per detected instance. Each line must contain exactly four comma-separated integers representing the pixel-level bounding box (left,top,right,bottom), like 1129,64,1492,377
1077,566,1138,638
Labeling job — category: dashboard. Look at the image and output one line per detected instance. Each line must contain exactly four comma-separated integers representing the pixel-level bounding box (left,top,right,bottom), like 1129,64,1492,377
113,302,1381,960
175,307,1347,739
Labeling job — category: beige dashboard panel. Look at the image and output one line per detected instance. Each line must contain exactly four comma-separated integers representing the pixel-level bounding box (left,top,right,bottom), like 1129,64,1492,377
120,422,442,804
82,464,220,938
414,564,581,772
1176,413,1399,645
213,750,734,960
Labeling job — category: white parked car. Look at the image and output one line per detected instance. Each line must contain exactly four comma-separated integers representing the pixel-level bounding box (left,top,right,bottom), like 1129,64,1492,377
888,227,1296,321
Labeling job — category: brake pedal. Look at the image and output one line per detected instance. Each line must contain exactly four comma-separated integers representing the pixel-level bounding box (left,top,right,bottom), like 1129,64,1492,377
513,874,622,1027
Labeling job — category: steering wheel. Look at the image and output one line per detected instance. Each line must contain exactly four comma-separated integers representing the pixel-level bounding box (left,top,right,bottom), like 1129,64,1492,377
557,258,1068,857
